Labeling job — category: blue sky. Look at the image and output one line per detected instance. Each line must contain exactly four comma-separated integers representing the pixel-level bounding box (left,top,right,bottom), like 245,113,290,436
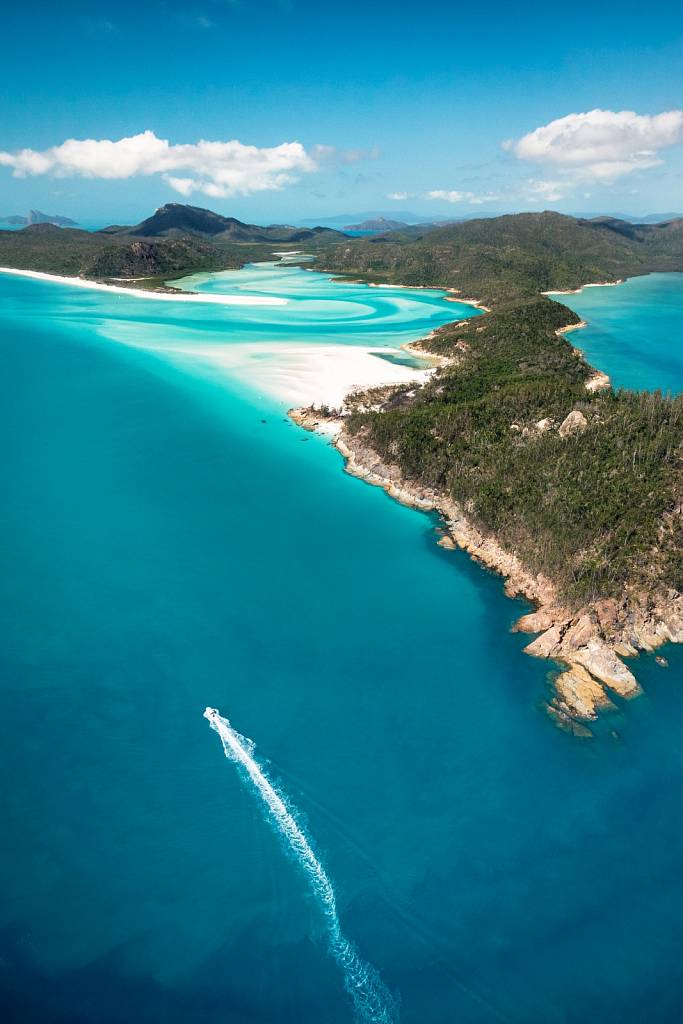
1,0,682,223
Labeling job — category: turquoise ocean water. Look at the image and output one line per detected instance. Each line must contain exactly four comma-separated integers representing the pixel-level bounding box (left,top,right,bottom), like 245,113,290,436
550,272,683,394
2,265,683,1023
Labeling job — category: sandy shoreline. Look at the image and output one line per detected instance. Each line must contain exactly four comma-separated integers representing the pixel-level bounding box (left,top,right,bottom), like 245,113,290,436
548,285,619,389
304,262,492,315
361,280,492,313
165,340,436,409
542,279,624,297
0,267,288,306
1,263,444,409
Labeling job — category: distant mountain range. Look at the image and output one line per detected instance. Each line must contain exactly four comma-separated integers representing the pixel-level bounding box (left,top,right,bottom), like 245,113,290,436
639,213,683,223
301,209,683,230
4,206,680,235
101,203,345,243
1,209,79,227
299,210,436,228
343,217,409,232
2,205,682,293
570,211,683,224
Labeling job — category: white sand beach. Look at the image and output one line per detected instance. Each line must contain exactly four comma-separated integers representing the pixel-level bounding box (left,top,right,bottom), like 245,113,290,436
0,267,288,306
542,279,624,296
148,340,433,408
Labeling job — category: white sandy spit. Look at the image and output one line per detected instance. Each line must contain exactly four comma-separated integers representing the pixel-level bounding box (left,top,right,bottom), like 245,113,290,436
146,340,433,408
0,267,288,306
542,279,624,296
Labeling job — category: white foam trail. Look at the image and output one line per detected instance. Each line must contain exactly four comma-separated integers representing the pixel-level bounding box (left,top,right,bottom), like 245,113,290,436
203,707,397,1023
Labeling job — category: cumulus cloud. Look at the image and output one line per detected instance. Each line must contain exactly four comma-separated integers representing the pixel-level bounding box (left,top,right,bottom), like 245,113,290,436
0,130,318,198
506,109,683,181
387,191,409,200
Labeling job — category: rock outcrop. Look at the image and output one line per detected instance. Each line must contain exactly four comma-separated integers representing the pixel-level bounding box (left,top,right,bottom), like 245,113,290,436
319,420,682,730
554,665,614,720
571,639,640,696
586,370,611,392
558,409,588,437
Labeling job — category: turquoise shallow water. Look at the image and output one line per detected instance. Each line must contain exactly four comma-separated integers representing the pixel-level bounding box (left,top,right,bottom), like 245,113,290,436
550,272,683,394
2,267,683,1023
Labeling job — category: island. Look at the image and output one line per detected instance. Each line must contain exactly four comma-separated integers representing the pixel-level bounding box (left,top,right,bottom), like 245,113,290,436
343,217,409,232
1,209,79,227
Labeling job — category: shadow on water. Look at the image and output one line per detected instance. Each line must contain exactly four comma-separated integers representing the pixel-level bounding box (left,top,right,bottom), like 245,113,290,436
0,925,348,1024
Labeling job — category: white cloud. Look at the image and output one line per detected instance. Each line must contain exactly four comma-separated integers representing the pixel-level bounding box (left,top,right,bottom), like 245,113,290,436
314,144,380,165
507,108,683,182
426,189,501,205
313,144,336,161
524,179,567,202
164,176,196,197
0,130,318,199
387,189,502,206
427,189,469,203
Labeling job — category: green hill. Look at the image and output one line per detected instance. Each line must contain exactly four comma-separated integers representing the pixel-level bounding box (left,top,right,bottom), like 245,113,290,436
108,203,345,244
0,223,247,281
314,211,683,305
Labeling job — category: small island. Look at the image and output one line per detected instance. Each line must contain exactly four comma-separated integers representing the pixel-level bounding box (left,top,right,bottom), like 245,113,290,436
1,209,79,227
343,217,409,232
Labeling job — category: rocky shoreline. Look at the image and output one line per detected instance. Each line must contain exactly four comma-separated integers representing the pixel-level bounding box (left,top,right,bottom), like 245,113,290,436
289,287,683,732
324,421,683,728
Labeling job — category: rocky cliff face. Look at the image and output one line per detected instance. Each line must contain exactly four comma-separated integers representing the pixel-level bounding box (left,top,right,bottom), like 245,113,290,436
301,414,683,731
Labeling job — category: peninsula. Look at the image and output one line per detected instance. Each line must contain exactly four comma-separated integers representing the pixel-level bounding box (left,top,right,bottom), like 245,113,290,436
294,212,683,730
4,203,683,729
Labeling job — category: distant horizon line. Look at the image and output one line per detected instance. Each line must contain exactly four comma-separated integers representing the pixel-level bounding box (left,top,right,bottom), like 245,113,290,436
3,204,683,232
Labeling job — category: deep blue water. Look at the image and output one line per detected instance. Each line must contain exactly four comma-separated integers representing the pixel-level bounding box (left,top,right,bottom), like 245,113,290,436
2,267,683,1024
550,272,683,394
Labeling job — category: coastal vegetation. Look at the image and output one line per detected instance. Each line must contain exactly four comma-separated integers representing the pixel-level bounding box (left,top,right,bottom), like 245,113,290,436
345,296,683,605
0,223,248,280
301,210,683,722
0,204,344,285
315,211,683,305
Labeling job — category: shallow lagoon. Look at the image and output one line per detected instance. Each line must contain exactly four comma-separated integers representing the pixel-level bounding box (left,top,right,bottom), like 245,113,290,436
2,267,683,1023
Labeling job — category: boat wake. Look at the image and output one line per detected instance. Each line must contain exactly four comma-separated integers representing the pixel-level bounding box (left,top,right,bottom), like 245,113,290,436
203,707,398,1023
